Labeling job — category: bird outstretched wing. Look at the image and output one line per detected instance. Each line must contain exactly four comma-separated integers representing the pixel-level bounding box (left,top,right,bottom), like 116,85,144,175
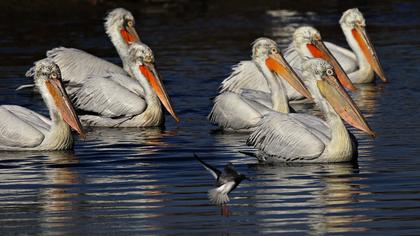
193,153,221,179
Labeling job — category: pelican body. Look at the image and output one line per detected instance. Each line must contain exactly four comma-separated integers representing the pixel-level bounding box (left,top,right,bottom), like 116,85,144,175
330,8,387,83
247,58,374,163
284,26,357,98
41,9,178,127
0,59,84,151
66,42,178,127
208,38,311,131
47,8,140,83
285,9,387,84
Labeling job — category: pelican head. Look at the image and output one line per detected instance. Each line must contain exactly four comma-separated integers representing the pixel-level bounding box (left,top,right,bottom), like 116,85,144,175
105,8,141,73
251,37,312,99
128,43,179,122
340,8,366,29
293,26,322,56
340,8,387,82
26,59,85,137
293,26,356,91
105,8,140,45
302,58,374,136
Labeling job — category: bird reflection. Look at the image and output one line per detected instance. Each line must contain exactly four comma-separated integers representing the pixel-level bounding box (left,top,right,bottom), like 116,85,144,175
249,162,371,234
38,151,81,232
84,127,178,156
351,83,382,115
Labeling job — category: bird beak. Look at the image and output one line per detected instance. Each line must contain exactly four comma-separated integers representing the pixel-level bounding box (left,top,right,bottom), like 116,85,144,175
352,25,388,82
317,74,375,137
120,25,140,45
307,39,357,91
139,63,180,122
265,52,312,100
45,77,85,138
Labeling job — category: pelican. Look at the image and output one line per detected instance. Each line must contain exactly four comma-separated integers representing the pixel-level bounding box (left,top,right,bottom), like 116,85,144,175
208,38,311,131
64,42,178,127
328,8,387,83
46,8,140,83
285,9,388,84
284,26,357,97
0,59,84,151
247,58,375,163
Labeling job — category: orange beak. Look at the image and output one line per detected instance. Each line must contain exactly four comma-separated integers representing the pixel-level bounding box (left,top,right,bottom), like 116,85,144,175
317,74,375,137
307,40,357,91
265,52,312,100
139,63,180,122
352,25,388,82
120,25,140,45
46,77,85,138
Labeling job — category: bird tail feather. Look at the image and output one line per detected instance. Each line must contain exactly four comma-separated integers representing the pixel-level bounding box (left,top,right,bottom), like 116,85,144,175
208,188,230,205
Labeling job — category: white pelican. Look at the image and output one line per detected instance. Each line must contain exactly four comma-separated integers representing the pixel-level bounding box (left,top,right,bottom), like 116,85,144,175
65,42,178,127
208,38,311,131
0,59,84,151
46,8,140,83
284,26,357,95
329,8,387,83
247,58,374,163
285,9,388,84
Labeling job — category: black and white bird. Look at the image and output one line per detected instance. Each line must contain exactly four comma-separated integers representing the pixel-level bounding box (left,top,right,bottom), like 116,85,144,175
194,154,249,205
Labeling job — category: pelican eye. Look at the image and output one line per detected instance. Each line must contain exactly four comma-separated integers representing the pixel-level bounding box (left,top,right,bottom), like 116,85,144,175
270,47,278,54
50,73,58,79
326,69,334,76
126,20,134,27
143,54,153,63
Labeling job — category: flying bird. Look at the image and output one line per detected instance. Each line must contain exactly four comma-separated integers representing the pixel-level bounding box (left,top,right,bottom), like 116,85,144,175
194,154,248,205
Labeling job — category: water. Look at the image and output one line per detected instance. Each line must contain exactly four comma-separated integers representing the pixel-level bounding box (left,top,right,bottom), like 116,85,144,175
0,1,419,235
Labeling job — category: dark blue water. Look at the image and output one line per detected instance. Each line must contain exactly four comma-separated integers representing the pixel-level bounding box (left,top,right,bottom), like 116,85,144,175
0,1,419,235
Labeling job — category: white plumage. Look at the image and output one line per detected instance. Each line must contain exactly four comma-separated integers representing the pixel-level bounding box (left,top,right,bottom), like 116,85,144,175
209,38,310,131
248,58,374,163
284,9,387,84
0,59,84,151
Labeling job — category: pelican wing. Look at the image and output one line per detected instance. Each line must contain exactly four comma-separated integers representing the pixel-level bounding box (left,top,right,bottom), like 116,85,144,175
0,106,49,148
69,74,146,118
47,47,127,83
283,43,304,76
208,92,269,130
247,112,330,161
324,41,357,73
240,89,273,109
283,42,358,74
219,61,270,94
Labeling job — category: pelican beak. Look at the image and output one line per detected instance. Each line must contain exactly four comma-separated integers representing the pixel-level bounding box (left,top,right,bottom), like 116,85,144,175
139,63,180,122
265,52,312,100
352,25,388,82
307,39,357,91
46,76,85,138
120,24,140,45
317,74,375,137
